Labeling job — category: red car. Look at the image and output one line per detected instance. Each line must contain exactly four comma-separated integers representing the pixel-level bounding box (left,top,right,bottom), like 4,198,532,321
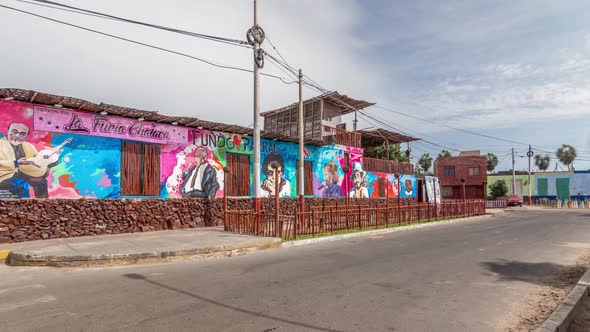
507,195,523,207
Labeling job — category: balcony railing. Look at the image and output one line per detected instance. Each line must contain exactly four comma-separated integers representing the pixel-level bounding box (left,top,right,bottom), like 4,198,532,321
363,157,414,174
322,125,361,148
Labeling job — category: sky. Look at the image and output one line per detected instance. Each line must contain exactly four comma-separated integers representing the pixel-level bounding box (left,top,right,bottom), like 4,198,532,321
1,0,589,172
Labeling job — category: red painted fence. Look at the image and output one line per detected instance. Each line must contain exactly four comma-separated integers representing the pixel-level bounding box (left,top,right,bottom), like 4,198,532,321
224,199,486,240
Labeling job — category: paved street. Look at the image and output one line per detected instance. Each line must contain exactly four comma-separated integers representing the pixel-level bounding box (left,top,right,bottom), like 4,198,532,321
1,210,590,332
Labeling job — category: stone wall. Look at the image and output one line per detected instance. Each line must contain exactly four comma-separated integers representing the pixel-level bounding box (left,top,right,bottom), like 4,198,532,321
0,196,418,243
0,198,209,243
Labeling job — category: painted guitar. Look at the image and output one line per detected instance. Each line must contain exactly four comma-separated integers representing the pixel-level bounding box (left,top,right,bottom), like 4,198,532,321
18,138,73,178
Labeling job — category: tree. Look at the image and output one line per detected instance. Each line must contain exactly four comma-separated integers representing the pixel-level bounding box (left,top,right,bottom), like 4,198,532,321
438,149,452,158
556,144,577,170
488,180,508,199
418,153,433,173
534,154,550,171
364,144,409,163
486,153,499,173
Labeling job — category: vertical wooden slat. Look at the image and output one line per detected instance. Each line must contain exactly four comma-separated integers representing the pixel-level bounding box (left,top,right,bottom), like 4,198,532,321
227,153,251,196
121,141,141,196
304,161,313,195
142,143,160,196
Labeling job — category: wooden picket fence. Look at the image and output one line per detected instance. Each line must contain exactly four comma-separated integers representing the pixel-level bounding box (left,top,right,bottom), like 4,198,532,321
225,199,486,240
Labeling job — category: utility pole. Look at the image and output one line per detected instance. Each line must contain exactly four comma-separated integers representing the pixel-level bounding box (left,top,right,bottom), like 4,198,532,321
527,145,533,205
298,69,305,209
512,147,516,196
250,0,265,209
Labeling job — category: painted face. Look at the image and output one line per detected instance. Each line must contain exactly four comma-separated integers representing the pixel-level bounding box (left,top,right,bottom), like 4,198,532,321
194,149,207,166
7,123,29,146
353,171,363,188
266,166,282,179
323,169,333,184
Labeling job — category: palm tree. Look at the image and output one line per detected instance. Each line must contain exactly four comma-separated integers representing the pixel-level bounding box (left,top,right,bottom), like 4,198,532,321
556,144,577,171
418,153,433,173
486,153,499,173
534,154,550,171
438,149,452,158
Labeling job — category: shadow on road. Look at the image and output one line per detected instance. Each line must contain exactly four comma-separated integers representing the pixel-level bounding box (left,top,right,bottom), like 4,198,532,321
122,273,342,332
481,260,586,287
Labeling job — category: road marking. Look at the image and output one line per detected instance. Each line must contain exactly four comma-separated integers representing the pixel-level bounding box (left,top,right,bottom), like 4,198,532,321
0,295,56,313
0,284,46,295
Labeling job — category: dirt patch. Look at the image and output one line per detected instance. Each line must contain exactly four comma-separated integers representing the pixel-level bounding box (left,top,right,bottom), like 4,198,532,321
495,252,590,331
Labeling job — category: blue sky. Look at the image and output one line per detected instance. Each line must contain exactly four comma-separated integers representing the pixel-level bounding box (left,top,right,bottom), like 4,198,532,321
1,0,589,171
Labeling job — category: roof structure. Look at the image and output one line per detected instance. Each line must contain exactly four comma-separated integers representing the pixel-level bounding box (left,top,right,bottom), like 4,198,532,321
261,91,375,117
358,128,419,148
0,88,326,145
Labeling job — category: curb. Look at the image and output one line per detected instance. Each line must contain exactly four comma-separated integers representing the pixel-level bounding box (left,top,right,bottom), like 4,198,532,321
0,249,10,263
282,214,494,248
535,268,590,332
6,238,281,267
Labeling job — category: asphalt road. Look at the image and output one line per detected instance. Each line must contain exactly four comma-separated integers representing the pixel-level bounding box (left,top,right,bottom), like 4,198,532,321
1,210,590,332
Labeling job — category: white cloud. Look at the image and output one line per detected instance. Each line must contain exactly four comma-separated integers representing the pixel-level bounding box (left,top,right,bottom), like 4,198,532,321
0,0,381,126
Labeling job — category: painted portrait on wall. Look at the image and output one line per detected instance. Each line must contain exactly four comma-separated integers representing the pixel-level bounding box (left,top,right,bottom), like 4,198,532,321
320,161,343,197
399,174,417,198
180,147,220,198
349,162,368,198
0,122,56,198
0,101,121,199
260,152,291,198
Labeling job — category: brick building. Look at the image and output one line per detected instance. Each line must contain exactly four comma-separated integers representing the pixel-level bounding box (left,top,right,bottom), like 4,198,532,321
434,151,487,199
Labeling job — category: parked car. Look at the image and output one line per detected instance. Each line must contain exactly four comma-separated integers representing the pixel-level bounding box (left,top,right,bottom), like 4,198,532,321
506,195,523,207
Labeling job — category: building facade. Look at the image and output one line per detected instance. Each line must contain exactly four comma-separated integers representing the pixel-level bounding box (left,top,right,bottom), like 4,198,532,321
0,91,418,201
434,151,487,199
487,173,535,198
534,171,590,201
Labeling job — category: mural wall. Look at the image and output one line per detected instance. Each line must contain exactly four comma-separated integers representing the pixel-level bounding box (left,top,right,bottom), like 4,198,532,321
0,100,121,199
0,100,418,200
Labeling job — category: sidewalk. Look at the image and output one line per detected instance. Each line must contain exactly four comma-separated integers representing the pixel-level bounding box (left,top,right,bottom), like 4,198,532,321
0,210,506,268
0,227,281,267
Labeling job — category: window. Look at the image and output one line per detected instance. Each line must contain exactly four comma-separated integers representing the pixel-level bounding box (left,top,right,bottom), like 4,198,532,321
444,166,455,177
441,186,453,197
296,161,314,196
468,167,480,176
226,153,251,196
121,141,160,196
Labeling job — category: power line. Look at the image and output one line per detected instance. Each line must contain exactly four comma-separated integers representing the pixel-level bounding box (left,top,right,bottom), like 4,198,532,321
21,0,251,48
0,4,297,85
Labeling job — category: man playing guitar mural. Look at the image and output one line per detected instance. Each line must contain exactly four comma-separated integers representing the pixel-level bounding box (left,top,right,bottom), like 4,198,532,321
0,123,67,198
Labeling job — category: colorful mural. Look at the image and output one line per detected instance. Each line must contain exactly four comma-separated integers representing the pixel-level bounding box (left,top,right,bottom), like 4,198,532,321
0,100,418,200
0,100,120,199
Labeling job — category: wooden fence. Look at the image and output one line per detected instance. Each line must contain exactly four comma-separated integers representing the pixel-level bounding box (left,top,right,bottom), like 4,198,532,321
224,199,485,240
